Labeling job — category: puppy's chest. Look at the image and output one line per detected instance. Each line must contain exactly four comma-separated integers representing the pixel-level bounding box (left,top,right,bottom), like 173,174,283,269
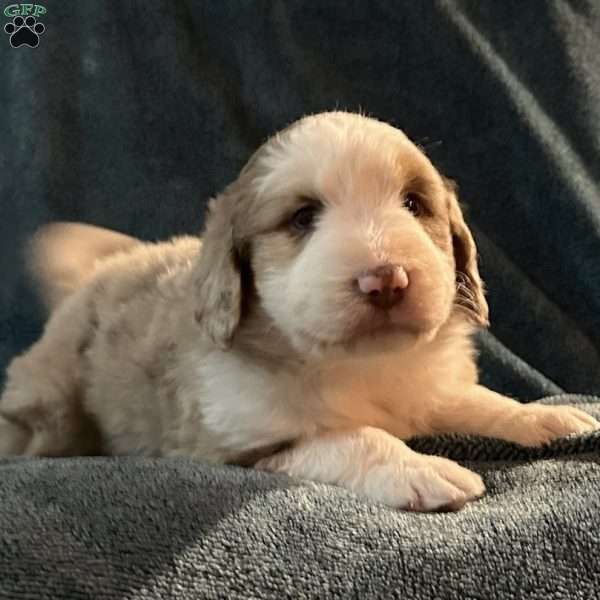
314,353,444,436
198,349,445,448
196,352,317,450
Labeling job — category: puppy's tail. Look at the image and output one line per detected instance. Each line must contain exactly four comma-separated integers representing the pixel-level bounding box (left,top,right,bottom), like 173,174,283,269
26,222,141,313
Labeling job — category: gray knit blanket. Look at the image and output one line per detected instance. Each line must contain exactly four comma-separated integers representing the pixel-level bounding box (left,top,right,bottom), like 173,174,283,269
1,396,599,599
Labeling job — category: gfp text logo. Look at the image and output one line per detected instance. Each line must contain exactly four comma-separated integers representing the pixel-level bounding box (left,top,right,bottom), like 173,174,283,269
4,4,46,47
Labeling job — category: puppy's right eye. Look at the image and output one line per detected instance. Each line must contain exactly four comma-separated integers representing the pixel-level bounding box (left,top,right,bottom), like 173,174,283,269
289,204,320,232
403,193,424,217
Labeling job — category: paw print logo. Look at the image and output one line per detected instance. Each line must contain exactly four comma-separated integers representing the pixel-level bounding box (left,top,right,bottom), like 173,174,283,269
4,15,45,48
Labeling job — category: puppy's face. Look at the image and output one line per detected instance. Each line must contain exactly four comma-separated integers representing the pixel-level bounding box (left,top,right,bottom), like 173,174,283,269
194,113,487,354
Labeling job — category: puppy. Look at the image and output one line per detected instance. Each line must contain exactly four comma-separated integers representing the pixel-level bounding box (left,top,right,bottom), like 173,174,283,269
1,112,597,512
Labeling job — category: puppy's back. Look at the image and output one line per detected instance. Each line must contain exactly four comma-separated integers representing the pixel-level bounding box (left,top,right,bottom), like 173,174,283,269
26,223,202,316
0,228,203,457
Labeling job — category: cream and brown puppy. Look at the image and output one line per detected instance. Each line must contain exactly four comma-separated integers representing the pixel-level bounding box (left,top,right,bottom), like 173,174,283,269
1,112,597,511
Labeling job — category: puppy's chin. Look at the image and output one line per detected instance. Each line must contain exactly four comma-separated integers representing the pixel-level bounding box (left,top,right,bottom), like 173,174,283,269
338,324,435,359
290,314,442,361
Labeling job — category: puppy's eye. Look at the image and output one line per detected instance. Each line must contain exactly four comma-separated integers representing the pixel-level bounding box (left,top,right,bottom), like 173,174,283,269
290,204,320,232
403,193,424,217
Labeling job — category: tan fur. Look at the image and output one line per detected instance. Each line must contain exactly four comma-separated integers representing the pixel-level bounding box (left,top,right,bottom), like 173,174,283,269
1,112,597,511
26,222,140,313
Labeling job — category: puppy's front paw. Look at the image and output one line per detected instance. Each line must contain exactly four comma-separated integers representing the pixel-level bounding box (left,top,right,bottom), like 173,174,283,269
254,428,484,512
366,454,485,512
500,404,600,447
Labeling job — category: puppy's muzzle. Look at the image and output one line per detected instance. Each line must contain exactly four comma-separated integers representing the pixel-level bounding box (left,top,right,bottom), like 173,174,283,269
356,264,409,310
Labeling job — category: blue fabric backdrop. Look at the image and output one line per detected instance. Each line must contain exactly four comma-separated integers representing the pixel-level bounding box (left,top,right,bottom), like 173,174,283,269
2,1,600,399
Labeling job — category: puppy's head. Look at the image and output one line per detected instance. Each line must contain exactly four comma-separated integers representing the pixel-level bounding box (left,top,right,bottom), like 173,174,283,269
193,112,488,353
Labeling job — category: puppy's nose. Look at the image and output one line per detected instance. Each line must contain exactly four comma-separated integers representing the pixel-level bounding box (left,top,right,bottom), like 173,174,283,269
357,264,409,310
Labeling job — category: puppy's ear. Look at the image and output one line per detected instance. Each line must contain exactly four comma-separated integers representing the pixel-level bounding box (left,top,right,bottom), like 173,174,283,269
444,179,489,327
192,192,245,349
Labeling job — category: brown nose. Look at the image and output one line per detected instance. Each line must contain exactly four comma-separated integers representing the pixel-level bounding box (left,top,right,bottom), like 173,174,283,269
356,264,409,310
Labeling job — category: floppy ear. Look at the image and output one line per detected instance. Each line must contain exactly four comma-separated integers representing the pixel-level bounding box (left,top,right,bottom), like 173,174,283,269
192,192,244,349
445,179,489,327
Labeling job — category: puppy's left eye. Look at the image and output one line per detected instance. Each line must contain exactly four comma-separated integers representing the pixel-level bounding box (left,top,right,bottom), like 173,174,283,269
403,193,424,217
290,203,321,232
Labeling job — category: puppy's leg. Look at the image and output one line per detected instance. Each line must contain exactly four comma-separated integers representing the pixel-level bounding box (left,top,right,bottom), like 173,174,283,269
255,426,485,511
0,415,29,455
0,294,100,456
430,384,600,447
